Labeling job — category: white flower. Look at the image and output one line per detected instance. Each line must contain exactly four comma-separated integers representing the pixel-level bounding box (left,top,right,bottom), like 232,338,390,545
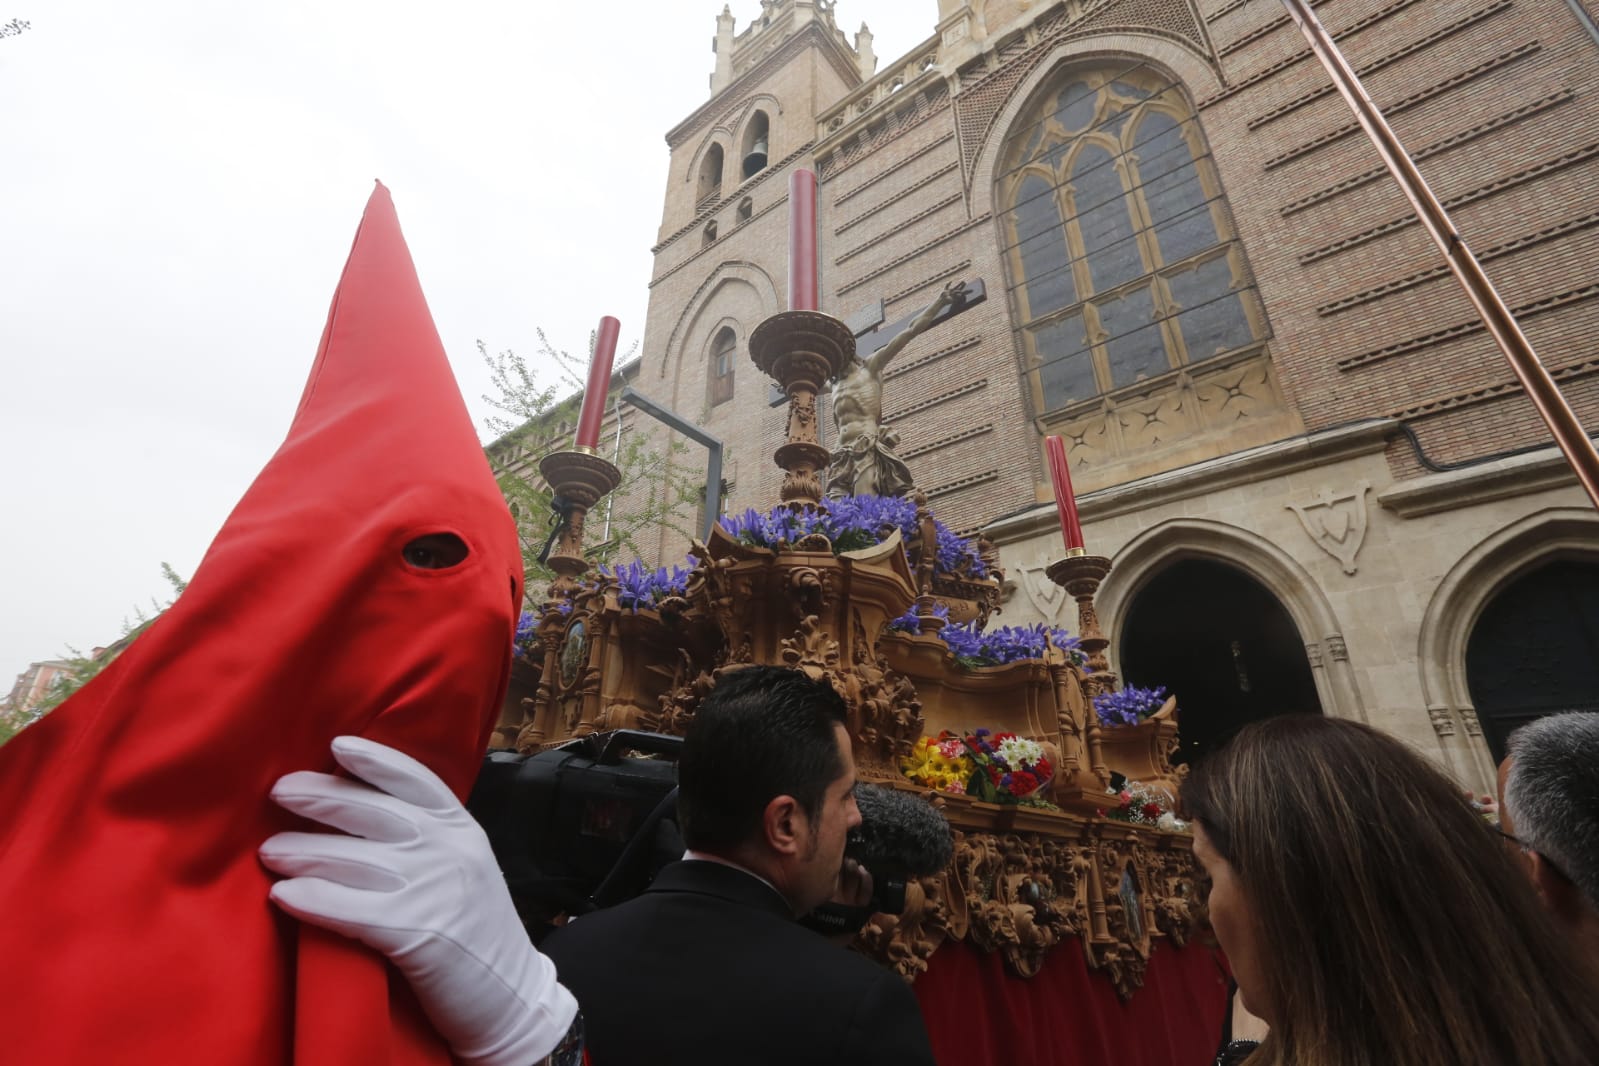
996,735,1044,769
1156,811,1189,833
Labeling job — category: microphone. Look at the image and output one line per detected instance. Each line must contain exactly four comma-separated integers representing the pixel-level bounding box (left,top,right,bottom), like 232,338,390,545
800,784,953,937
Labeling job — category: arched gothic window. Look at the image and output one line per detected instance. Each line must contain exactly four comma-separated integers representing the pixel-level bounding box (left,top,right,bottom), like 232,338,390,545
698,143,724,207
741,111,770,179
998,68,1266,413
709,327,736,406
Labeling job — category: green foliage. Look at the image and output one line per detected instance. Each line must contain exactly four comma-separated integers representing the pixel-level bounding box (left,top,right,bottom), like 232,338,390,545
480,332,698,602
0,564,186,747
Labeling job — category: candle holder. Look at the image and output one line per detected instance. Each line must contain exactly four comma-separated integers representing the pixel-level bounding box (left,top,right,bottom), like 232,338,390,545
538,448,621,596
1048,553,1115,783
748,310,854,507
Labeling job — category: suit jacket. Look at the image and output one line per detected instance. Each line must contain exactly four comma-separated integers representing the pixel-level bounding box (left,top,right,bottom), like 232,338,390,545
542,860,937,1066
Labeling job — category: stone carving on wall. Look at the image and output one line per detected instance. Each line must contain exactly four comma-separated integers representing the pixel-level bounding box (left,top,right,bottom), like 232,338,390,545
1017,562,1071,621
1428,705,1456,737
1047,351,1300,494
1286,480,1371,575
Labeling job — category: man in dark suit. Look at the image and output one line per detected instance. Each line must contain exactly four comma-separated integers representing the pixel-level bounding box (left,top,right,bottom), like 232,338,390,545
541,665,937,1066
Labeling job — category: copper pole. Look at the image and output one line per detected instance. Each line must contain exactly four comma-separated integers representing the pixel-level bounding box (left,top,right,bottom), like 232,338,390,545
1280,0,1599,511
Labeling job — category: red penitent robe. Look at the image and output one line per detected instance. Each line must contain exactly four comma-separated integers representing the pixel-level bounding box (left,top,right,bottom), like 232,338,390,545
0,183,522,1065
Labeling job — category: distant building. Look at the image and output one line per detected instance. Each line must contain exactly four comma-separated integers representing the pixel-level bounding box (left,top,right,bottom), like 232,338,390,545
588,0,1599,791
4,659,75,715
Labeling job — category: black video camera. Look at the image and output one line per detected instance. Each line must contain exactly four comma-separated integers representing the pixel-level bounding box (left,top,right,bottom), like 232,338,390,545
468,730,685,934
467,729,953,938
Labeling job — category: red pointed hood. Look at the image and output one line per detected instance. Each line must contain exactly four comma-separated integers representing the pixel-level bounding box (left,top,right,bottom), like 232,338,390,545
0,183,521,1064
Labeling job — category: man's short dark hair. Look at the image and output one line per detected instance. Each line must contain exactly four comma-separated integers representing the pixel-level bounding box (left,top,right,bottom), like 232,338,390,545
1505,711,1599,909
677,665,849,852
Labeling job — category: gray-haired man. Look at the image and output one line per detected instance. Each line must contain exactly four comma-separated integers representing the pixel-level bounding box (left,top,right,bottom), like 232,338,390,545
1497,712,1599,955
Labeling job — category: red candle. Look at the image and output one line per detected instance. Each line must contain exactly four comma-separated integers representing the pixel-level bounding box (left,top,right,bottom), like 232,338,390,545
788,169,818,311
574,315,620,450
1045,435,1086,552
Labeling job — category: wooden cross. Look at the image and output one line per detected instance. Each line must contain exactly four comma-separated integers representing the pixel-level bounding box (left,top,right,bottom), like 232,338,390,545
766,278,988,406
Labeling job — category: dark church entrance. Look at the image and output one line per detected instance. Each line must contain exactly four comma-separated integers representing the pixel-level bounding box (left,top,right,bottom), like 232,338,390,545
1118,558,1322,765
1466,558,1599,763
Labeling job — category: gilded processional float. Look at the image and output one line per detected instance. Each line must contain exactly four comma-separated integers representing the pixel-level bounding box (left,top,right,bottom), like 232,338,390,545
496,171,1218,1056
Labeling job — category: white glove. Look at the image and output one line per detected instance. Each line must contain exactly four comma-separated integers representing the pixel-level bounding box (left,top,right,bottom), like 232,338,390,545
260,735,578,1066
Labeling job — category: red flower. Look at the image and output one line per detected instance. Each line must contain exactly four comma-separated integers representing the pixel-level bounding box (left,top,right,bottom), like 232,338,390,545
1141,803,1163,820
1011,771,1039,796
1034,758,1053,780
987,765,1002,784
994,732,1017,743
1095,808,1107,817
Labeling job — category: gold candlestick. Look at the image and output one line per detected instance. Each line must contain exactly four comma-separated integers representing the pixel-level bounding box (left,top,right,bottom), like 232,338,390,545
1049,553,1115,784
537,449,621,597
748,310,853,508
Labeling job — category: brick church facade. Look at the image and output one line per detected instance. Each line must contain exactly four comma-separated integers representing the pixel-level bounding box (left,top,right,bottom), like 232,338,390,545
603,0,1599,790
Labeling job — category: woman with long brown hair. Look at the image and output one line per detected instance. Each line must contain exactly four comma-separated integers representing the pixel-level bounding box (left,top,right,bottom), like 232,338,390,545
1181,715,1599,1066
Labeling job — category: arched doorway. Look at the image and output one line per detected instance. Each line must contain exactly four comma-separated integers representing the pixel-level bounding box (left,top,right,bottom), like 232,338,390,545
1466,558,1599,762
1119,558,1321,764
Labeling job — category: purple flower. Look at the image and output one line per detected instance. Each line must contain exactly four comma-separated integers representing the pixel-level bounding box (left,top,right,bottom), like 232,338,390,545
887,601,951,635
714,494,989,579
513,610,538,659
597,554,699,612
1093,685,1170,728
925,620,1088,669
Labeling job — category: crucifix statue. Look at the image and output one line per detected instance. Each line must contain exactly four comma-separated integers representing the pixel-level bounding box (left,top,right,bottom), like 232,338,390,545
825,278,986,499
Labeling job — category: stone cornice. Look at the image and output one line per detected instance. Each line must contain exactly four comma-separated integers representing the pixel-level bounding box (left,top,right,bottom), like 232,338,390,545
984,419,1398,543
666,21,862,149
1377,442,1598,518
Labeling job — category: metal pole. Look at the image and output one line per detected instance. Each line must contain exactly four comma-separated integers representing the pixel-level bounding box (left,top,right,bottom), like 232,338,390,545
1280,0,1599,511
601,393,623,544
619,386,725,541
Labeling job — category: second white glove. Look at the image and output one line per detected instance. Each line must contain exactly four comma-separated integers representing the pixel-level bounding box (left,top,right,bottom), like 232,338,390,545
260,735,578,1066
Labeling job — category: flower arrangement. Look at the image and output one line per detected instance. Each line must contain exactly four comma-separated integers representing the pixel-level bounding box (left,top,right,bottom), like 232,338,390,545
1100,779,1188,832
720,494,987,579
903,729,1055,805
900,734,974,795
941,621,1084,669
594,556,697,613
1093,685,1170,728
888,609,1087,671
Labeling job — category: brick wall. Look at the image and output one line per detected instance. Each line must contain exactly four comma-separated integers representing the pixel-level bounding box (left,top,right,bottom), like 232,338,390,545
602,0,1599,566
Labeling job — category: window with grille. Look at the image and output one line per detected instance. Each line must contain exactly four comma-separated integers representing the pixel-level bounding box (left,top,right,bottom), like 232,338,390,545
709,327,736,406
998,67,1266,414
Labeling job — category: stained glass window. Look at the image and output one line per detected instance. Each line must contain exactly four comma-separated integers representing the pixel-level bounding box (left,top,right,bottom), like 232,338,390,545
997,67,1265,414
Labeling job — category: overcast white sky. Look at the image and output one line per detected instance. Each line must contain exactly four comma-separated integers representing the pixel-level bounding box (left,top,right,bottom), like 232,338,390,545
1,1,937,686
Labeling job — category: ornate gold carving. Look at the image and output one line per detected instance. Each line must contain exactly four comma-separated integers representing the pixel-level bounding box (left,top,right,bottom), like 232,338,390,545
853,818,1203,998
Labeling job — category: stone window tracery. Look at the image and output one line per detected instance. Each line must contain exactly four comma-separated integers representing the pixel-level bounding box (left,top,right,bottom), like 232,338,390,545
997,68,1266,415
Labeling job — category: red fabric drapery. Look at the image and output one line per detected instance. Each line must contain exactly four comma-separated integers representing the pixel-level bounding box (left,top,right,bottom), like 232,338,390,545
916,939,1229,1066
0,183,522,1064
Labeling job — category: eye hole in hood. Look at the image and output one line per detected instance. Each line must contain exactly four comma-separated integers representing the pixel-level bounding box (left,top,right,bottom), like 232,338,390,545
402,532,469,570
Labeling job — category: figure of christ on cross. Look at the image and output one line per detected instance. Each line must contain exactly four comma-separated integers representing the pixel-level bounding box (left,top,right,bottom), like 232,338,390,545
825,278,985,499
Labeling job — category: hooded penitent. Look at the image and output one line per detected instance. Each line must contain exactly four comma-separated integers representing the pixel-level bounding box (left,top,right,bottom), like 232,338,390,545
0,183,522,1064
